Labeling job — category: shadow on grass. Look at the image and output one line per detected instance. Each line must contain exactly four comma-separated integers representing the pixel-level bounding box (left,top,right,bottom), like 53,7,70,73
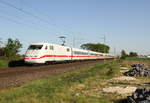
8,59,26,67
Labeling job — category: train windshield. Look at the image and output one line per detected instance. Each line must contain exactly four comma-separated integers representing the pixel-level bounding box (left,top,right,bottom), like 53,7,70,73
28,45,43,50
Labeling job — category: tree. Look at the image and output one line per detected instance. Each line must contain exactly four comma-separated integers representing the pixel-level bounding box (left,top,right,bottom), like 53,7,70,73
121,50,127,59
0,38,5,56
129,52,138,57
0,47,5,56
80,43,110,53
5,38,22,60
0,38,2,47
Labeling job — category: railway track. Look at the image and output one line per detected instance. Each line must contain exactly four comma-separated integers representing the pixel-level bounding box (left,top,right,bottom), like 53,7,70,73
0,59,112,90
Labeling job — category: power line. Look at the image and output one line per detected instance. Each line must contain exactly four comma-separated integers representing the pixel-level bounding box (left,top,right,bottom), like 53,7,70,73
21,0,56,24
0,0,76,34
20,0,74,35
0,0,62,31
0,0,76,41
0,14,54,34
0,8,56,34
0,0,88,47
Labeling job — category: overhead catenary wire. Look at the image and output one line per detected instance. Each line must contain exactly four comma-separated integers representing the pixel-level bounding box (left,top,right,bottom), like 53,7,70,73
0,0,78,36
20,0,59,27
20,2,75,46
0,0,90,47
0,0,75,43
0,14,55,34
0,8,57,34
0,0,63,31
20,0,74,34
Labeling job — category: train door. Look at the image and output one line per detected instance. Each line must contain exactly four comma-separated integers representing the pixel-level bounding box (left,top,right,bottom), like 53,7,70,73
43,45,49,63
71,48,73,61
49,45,54,61
65,47,70,61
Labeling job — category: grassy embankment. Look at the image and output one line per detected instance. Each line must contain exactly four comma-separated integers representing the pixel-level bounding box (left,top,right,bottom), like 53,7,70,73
120,57,150,91
121,57,150,68
0,61,121,103
0,56,25,68
0,57,8,68
126,57,150,62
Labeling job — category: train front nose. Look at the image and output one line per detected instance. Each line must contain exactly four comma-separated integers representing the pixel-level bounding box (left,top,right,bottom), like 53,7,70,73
24,50,41,63
25,55,43,63
24,44,46,64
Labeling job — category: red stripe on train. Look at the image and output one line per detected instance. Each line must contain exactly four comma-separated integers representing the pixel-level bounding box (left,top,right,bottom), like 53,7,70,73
24,55,104,59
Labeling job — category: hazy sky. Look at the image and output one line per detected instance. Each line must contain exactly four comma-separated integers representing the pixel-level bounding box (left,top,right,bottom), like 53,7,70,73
0,0,150,55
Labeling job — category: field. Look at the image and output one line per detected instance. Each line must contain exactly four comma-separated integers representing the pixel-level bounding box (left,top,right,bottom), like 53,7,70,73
121,57,150,68
126,57,150,62
0,58,150,103
0,57,8,68
0,56,25,68
0,61,122,103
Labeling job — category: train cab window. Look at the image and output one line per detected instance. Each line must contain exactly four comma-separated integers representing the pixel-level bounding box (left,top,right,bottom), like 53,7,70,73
45,46,48,50
28,45,43,50
67,48,70,52
49,46,54,50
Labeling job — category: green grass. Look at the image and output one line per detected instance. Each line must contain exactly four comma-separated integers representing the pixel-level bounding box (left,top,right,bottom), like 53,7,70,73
0,61,121,103
125,57,150,62
0,59,8,68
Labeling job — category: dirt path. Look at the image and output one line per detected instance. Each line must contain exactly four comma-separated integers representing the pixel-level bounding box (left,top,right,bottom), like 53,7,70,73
0,60,107,90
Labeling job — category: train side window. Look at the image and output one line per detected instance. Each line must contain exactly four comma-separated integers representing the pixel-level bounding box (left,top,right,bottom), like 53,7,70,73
67,48,70,52
50,46,54,50
45,46,48,50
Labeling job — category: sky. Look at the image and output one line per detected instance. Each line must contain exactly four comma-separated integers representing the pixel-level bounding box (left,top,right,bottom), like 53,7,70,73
0,0,150,55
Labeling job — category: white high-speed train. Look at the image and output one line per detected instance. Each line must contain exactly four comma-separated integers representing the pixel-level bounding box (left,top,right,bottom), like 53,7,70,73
24,43,112,64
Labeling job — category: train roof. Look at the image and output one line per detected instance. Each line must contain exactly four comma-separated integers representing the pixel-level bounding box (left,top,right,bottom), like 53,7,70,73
30,42,110,55
31,42,49,45
30,42,71,48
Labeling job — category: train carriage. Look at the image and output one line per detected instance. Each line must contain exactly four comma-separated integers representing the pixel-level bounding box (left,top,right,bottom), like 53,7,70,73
72,48,89,60
25,42,112,64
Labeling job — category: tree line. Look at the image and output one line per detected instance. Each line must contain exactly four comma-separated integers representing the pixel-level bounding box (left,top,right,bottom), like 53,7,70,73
121,50,138,59
0,38,22,60
80,43,110,53
1,38,138,61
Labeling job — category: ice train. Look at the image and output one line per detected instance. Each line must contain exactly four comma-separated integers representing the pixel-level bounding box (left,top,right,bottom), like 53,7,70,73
24,43,113,64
